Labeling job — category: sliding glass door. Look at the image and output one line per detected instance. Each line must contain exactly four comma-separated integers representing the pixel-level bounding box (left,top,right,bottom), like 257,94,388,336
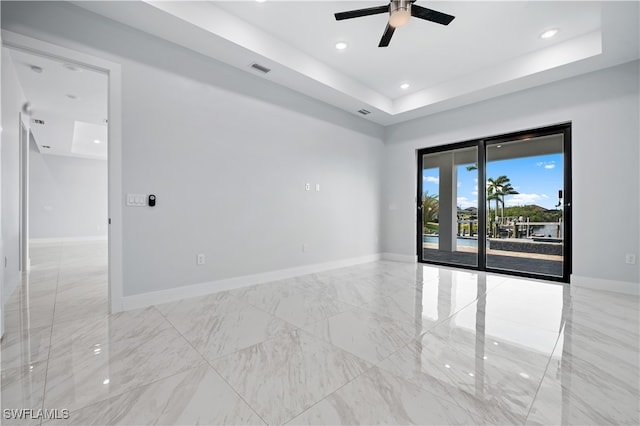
417,124,571,282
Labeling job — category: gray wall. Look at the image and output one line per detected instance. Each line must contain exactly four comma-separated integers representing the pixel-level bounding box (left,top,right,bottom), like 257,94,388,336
1,48,27,304
383,61,640,286
29,146,108,240
1,1,384,297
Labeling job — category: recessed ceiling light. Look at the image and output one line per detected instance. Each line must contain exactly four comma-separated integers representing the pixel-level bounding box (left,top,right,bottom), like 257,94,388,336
540,28,559,39
335,41,348,50
30,65,43,74
93,139,101,144
66,94,78,100
496,145,502,148
256,0,267,3
400,83,410,90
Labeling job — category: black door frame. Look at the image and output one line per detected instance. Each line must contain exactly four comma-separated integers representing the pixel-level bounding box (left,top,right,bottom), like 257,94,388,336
416,123,572,283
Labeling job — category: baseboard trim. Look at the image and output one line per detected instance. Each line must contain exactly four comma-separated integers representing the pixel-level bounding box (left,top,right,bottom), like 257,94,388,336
30,236,108,244
382,253,417,263
571,274,639,296
121,253,382,311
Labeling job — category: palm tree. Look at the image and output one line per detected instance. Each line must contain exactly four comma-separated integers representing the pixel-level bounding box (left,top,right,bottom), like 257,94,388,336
499,182,519,220
422,191,439,232
487,176,508,221
487,176,519,227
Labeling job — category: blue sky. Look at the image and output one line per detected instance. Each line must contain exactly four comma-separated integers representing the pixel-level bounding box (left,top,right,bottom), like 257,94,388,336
423,154,563,210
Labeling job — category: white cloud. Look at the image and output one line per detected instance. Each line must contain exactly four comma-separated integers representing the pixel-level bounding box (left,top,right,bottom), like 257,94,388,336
457,197,478,209
424,176,439,184
472,191,478,196
536,161,556,169
505,193,548,206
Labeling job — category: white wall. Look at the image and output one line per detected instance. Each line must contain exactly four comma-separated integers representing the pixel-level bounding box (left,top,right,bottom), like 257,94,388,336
1,48,27,308
29,145,107,240
1,2,384,298
383,61,640,289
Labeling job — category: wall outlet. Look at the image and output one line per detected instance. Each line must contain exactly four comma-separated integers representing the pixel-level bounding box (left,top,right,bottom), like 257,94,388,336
315,184,320,192
305,183,311,191
302,243,308,253
196,254,206,265
625,253,636,265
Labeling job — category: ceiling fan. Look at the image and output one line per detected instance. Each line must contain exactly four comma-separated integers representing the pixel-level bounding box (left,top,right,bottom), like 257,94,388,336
334,0,455,47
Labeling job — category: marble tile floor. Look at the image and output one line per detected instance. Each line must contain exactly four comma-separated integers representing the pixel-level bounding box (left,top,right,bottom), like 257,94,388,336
1,241,639,425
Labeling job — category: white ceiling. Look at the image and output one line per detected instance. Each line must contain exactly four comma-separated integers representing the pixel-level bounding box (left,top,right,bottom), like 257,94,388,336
9,48,108,159
216,1,602,99
72,1,639,126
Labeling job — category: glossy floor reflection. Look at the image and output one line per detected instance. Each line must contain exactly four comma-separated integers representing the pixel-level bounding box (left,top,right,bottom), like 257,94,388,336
1,242,638,425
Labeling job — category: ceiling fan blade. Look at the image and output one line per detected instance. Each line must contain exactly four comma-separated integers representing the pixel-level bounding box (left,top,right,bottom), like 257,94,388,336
335,5,389,21
378,24,395,47
411,5,455,25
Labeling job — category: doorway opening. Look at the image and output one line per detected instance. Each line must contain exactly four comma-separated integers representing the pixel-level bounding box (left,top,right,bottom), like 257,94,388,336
1,31,122,327
6,44,109,318
417,124,571,282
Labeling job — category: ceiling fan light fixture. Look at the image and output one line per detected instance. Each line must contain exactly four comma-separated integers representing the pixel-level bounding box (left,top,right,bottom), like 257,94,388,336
389,4,411,28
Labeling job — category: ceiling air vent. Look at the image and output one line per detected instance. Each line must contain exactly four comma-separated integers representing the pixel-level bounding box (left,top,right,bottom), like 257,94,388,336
357,109,371,115
32,119,45,125
250,63,271,74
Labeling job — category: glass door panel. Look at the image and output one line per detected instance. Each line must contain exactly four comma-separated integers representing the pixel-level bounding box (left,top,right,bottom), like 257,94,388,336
485,134,565,277
420,146,478,267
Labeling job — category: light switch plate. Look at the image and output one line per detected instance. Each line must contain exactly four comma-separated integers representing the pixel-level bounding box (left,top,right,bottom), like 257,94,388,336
126,193,147,207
